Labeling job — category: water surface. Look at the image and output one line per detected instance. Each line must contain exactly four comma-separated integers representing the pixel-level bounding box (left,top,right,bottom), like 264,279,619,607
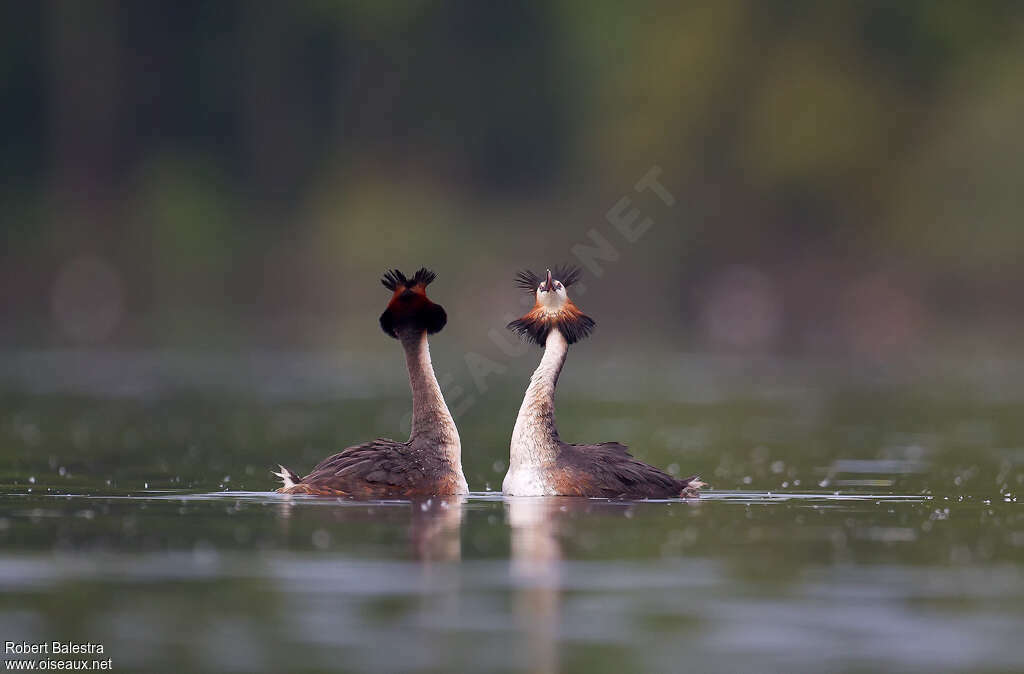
2,351,1023,672
1,489,1021,673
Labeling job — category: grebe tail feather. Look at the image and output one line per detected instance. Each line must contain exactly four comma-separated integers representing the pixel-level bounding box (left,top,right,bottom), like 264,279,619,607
273,465,301,490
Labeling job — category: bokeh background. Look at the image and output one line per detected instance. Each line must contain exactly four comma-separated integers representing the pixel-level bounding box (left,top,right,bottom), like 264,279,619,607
4,0,1024,353
2,1,1024,493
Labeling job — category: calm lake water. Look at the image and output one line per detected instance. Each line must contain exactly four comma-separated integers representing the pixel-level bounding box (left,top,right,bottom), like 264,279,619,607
1,351,1023,673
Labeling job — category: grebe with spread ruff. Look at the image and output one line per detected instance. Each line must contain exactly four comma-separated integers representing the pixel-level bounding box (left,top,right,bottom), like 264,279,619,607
503,266,703,498
275,268,468,497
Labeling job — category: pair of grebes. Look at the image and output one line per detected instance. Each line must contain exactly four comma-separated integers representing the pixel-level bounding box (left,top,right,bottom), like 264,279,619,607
274,267,703,499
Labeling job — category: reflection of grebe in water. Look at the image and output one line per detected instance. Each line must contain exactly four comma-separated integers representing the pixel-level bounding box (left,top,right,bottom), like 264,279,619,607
273,496,465,563
274,268,468,498
503,267,704,498
508,498,649,674
507,498,565,674
409,497,464,563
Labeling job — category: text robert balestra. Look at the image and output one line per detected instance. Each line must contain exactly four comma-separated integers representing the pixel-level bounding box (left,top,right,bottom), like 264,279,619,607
6,641,105,655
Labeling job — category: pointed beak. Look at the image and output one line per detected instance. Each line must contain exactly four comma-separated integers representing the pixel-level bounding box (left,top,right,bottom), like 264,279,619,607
544,269,553,291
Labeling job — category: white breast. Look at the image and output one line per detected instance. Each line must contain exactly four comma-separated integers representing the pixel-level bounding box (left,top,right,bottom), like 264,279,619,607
502,466,556,496
454,472,469,495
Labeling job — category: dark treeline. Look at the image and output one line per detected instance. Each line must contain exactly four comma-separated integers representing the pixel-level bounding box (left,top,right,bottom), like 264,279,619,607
2,1,1023,355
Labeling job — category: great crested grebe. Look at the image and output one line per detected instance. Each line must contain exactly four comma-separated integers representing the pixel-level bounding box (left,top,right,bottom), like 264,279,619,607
503,266,704,498
274,267,468,497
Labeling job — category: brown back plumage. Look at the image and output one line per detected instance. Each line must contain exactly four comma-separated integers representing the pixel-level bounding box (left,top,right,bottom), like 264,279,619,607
278,437,464,498
551,442,701,498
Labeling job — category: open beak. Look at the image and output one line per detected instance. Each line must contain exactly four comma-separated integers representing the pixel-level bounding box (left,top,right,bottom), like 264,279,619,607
543,269,553,292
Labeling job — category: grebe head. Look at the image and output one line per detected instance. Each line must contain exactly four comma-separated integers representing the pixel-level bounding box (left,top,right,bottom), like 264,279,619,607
534,268,570,312
508,265,595,346
379,267,447,338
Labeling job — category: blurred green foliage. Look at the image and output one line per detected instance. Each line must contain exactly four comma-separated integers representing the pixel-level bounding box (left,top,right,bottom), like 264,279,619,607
1,1,1023,352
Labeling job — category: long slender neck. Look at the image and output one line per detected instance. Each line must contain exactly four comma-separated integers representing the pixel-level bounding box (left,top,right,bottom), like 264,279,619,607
400,330,460,460
510,328,569,467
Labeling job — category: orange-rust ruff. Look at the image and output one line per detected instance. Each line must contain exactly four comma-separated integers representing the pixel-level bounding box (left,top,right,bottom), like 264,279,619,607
275,267,468,498
503,266,704,498
508,300,594,346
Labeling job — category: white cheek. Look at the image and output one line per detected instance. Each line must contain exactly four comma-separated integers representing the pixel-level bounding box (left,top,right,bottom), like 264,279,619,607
538,291,567,311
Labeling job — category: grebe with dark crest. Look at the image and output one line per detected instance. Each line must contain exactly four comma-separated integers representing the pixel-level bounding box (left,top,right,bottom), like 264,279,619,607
503,266,704,498
274,268,468,497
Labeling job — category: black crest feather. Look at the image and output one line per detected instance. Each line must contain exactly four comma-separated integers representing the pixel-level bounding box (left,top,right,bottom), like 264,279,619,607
411,267,436,286
514,269,541,293
551,264,583,287
513,265,583,292
382,267,437,291
381,269,408,291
